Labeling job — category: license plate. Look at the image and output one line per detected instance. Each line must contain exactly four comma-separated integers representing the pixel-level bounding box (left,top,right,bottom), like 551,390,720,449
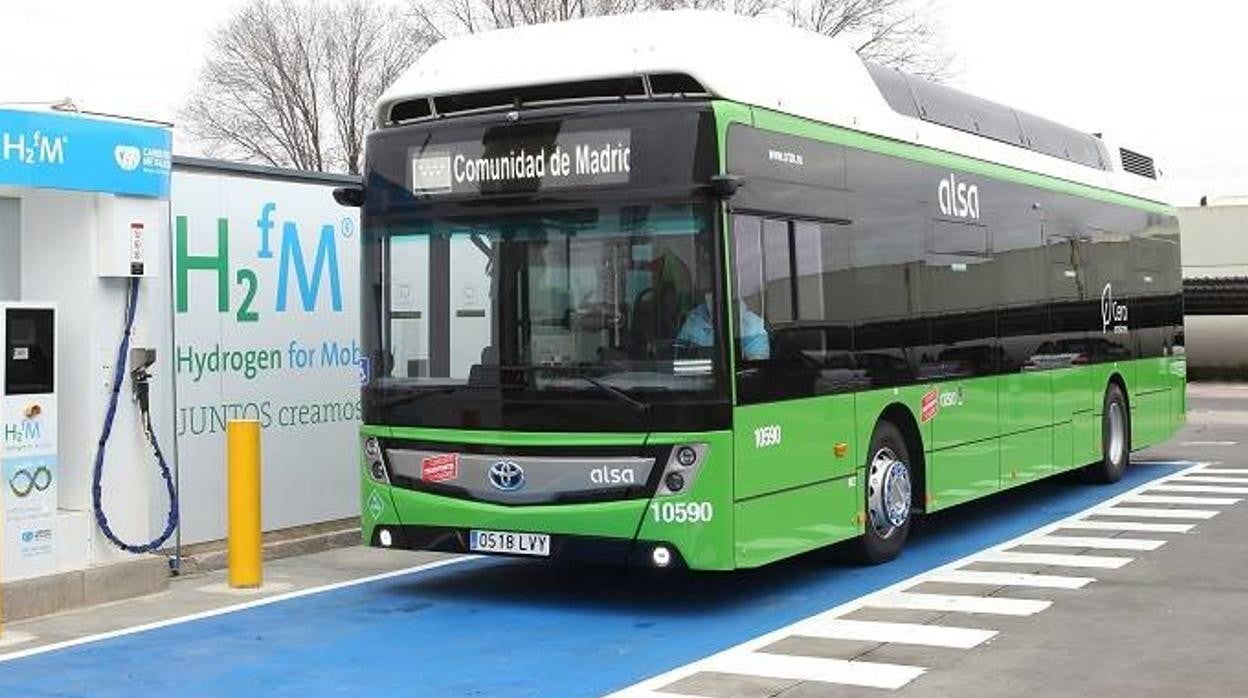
469,530,551,557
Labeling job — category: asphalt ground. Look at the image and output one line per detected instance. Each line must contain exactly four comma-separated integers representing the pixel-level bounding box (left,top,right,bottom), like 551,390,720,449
0,383,1242,697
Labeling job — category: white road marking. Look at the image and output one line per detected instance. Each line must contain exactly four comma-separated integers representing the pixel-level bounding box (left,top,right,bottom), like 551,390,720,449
0,556,476,664
976,551,1134,569
1191,468,1248,475
1127,494,1242,506
869,592,1052,616
924,569,1094,589
1149,483,1248,495
1059,519,1194,533
698,652,925,690
1020,535,1166,551
1180,441,1237,446
791,618,996,649
1176,475,1248,485
607,462,1210,698
1090,506,1219,520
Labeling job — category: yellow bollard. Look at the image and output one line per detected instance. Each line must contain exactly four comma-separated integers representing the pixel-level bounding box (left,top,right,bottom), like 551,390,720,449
227,419,262,588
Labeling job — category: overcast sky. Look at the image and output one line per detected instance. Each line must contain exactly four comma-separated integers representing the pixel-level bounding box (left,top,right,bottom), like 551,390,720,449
2,0,1242,205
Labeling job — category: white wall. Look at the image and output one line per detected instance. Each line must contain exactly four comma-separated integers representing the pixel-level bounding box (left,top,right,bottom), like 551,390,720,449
1179,205,1248,279
171,169,360,544
1178,205,1248,373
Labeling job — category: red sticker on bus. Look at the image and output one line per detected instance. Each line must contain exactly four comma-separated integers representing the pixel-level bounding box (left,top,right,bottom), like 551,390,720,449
920,389,939,423
422,453,459,483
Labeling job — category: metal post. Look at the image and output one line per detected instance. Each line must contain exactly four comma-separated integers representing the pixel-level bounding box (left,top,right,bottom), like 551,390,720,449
227,419,262,588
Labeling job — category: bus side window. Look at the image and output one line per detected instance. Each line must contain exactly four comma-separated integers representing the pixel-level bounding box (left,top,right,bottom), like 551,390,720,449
731,215,850,403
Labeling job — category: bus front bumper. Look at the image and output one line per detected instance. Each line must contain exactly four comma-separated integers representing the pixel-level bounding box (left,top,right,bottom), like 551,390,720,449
367,523,689,569
362,481,733,570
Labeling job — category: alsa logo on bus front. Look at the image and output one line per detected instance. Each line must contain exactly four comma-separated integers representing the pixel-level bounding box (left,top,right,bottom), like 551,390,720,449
938,173,980,220
590,466,636,485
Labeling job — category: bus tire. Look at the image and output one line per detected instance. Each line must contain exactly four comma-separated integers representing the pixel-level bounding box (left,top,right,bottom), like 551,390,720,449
1086,383,1130,484
855,420,914,564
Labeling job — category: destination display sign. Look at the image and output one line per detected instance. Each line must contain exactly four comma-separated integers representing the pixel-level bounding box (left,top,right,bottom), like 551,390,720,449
409,128,632,195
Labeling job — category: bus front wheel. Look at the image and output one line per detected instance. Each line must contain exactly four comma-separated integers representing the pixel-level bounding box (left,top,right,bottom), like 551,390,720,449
1086,383,1130,484
855,421,914,564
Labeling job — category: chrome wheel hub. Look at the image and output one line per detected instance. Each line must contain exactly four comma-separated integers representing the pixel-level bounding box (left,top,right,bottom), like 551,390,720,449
867,447,911,538
1108,401,1126,466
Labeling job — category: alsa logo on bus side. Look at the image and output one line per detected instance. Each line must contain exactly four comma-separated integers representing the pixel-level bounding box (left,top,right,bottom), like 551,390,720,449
938,173,980,220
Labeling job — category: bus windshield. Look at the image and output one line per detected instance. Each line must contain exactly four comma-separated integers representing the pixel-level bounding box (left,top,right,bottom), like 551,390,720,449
363,200,731,432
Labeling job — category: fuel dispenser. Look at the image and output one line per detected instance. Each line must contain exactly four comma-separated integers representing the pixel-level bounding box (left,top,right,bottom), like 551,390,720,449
0,303,58,580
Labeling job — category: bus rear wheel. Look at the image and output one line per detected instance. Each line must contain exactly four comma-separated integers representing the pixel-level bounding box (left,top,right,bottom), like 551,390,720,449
855,421,913,564
1086,383,1130,484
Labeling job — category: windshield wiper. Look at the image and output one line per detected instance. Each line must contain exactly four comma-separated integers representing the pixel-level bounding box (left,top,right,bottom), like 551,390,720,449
376,385,460,409
495,364,651,416
569,372,650,416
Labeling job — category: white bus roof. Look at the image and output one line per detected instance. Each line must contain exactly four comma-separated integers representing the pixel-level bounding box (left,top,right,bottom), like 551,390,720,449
378,10,1168,206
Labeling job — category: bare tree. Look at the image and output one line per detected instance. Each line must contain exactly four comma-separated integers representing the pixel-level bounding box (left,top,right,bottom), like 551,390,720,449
414,0,650,36
184,0,431,173
324,1,430,172
412,0,950,78
785,0,951,80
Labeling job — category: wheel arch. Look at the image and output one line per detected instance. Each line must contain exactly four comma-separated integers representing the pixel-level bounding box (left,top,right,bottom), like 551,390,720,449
876,403,927,514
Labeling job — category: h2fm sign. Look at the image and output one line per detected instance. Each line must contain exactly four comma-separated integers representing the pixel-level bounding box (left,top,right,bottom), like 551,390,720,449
175,201,352,322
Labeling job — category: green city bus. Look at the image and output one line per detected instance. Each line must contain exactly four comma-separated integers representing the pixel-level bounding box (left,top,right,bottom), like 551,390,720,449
344,12,1185,570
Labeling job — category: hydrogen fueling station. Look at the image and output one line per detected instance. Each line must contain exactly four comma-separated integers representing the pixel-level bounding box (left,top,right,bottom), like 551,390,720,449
0,106,178,598
0,104,363,620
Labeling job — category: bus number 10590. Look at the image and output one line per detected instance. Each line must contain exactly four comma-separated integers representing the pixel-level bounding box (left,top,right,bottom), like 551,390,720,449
651,501,714,523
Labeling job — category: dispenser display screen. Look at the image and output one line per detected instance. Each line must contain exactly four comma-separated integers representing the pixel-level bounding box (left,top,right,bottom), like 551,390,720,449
4,308,54,395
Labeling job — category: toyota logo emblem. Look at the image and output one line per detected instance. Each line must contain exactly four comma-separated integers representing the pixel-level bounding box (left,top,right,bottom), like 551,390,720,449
488,460,525,491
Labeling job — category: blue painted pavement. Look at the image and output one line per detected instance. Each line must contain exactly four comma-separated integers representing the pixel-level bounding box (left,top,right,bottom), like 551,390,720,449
0,461,1184,698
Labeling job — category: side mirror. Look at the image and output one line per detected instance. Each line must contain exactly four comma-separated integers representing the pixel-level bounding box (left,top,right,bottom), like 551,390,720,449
706,174,743,198
333,185,365,208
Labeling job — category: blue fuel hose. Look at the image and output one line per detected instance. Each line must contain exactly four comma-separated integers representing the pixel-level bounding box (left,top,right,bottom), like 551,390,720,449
91,278,179,554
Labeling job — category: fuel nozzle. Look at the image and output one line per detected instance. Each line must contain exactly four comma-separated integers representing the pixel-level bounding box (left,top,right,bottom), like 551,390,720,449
129,347,156,415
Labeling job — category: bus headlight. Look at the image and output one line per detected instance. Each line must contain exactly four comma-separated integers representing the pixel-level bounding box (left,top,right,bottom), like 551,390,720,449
675,446,698,467
656,443,707,497
364,437,383,462
664,471,686,492
364,437,388,483
370,461,388,482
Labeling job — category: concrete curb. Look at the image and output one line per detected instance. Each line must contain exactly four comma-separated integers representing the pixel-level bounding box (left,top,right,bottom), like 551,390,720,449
1,520,361,623
2,555,169,623
172,526,362,576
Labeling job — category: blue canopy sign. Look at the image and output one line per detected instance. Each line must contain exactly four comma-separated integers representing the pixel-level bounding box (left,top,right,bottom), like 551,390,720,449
0,108,171,199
